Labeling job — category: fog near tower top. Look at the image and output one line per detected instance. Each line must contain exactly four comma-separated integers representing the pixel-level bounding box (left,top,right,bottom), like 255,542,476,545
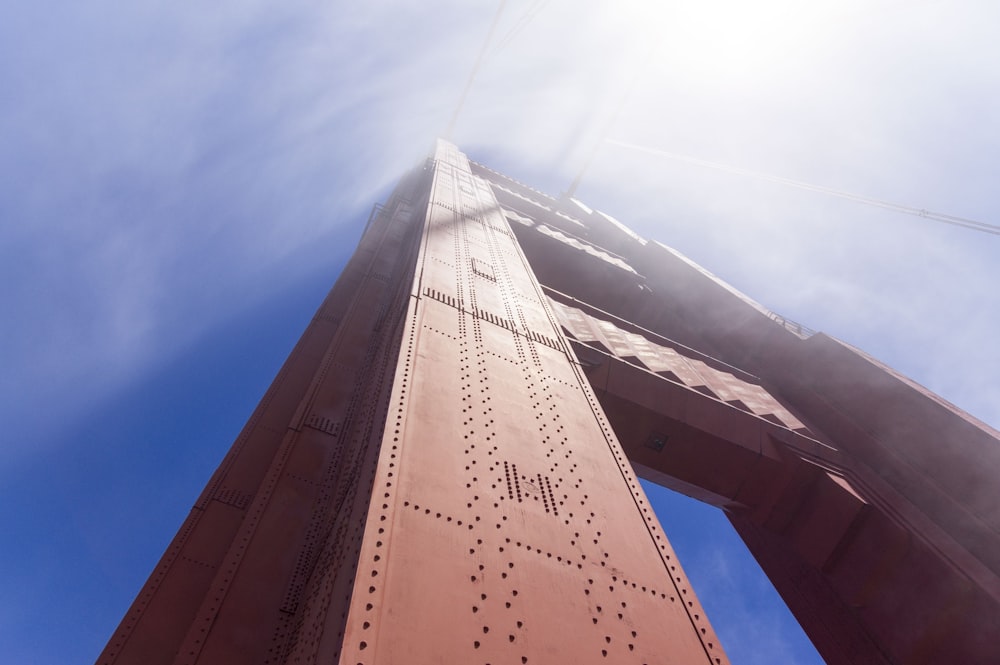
0,2,996,663
2,0,996,454
1,1,997,451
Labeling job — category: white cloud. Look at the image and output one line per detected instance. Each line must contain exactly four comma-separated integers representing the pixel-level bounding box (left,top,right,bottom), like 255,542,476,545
1,0,995,477
1,0,994,491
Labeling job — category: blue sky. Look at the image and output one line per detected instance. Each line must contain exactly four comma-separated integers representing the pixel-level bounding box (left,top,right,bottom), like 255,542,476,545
2,2,998,663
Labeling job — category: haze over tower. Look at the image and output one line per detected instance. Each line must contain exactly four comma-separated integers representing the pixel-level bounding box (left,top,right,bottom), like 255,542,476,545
98,141,1000,665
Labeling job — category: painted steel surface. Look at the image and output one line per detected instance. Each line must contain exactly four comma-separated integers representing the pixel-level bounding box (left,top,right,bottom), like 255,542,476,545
98,163,430,664
98,143,727,665
99,141,1000,665
338,141,726,664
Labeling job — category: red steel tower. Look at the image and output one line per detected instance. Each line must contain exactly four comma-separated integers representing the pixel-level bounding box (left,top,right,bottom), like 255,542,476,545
98,141,1000,664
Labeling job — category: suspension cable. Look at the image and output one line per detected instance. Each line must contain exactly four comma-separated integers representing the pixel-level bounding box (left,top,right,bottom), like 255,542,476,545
444,1,507,140
608,139,1000,236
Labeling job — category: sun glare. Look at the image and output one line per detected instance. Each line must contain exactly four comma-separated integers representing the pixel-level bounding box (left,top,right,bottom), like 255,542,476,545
635,1,842,84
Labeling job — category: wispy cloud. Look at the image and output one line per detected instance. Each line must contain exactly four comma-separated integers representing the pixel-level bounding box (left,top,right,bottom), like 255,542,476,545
1,0,995,491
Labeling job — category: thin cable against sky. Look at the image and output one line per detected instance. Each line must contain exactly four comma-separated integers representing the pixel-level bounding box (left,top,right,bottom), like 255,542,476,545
445,0,554,138
488,0,550,56
609,139,1000,236
444,1,507,139
562,43,659,200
